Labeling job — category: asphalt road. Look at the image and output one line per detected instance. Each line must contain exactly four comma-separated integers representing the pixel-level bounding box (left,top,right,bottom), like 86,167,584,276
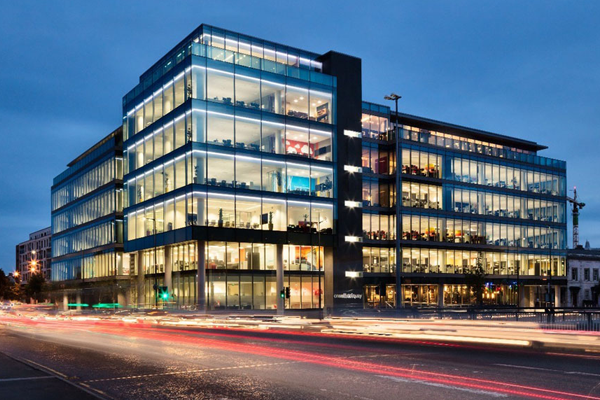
1,319,600,400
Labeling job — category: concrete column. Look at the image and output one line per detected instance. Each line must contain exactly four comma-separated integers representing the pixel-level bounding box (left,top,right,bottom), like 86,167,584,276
519,285,526,308
164,245,172,293
117,292,126,308
76,293,82,311
276,244,284,315
438,284,444,308
137,251,145,307
554,285,561,307
197,241,206,312
63,293,68,311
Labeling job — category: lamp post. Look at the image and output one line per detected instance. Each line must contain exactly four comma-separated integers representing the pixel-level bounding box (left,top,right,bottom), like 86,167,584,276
384,93,402,309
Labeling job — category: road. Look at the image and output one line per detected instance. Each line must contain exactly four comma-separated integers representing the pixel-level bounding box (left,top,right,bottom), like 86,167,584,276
1,317,600,400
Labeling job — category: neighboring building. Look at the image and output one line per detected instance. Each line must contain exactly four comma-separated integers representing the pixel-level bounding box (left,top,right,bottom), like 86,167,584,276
15,227,52,283
50,127,128,304
361,105,567,308
51,24,568,310
567,247,600,307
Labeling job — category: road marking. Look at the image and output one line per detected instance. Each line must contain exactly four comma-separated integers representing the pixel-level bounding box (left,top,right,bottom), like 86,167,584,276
0,376,55,382
378,375,508,398
22,358,69,378
565,371,600,378
494,363,600,377
84,361,297,383
494,363,556,372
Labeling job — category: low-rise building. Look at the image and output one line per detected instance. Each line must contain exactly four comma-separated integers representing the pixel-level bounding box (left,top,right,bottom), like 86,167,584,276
567,247,600,307
15,227,52,283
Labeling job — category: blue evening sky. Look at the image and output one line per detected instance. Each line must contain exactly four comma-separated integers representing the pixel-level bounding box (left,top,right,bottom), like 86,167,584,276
1,1,599,272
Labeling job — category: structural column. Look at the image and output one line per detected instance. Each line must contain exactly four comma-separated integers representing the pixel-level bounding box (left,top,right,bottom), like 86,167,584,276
438,284,444,308
196,241,206,312
554,285,561,307
137,251,145,307
276,244,284,315
63,293,68,311
164,245,172,293
519,285,526,308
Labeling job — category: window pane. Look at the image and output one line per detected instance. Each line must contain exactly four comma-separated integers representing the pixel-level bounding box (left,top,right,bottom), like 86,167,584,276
309,89,332,123
207,113,234,146
207,68,233,105
235,156,261,190
235,73,260,109
235,118,260,151
286,85,308,119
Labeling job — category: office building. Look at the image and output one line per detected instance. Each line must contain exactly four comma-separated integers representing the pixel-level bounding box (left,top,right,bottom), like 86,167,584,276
15,227,51,283
51,24,567,310
50,128,128,304
361,104,567,308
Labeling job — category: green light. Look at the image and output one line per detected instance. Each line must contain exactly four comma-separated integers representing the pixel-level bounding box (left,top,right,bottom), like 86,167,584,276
92,303,122,308
67,303,89,307
161,293,168,300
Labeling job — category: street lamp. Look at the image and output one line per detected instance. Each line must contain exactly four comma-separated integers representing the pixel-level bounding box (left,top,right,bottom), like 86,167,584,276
384,93,402,309
30,260,37,274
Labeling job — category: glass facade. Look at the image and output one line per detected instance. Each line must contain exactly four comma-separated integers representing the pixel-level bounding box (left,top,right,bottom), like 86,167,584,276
48,27,569,311
123,25,334,310
51,129,124,281
360,103,567,308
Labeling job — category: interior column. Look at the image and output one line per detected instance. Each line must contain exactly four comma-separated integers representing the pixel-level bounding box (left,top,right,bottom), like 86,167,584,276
137,251,145,307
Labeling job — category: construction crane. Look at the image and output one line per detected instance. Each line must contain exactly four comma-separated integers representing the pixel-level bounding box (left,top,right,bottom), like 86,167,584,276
567,187,586,248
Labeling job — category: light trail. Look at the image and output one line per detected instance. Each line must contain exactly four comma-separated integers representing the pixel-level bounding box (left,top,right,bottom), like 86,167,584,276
2,315,599,400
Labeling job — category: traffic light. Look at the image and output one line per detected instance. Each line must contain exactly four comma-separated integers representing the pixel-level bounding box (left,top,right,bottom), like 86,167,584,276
285,286,290,299
280,289,285,298
159,286,169,301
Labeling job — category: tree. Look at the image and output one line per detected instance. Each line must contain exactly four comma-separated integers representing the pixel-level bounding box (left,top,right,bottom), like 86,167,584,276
25,272,46,303
10,273,22,301
464,252,488,307
0,269,9,300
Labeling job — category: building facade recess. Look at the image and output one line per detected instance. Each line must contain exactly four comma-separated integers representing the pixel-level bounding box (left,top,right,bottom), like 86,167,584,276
50,24,568,311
